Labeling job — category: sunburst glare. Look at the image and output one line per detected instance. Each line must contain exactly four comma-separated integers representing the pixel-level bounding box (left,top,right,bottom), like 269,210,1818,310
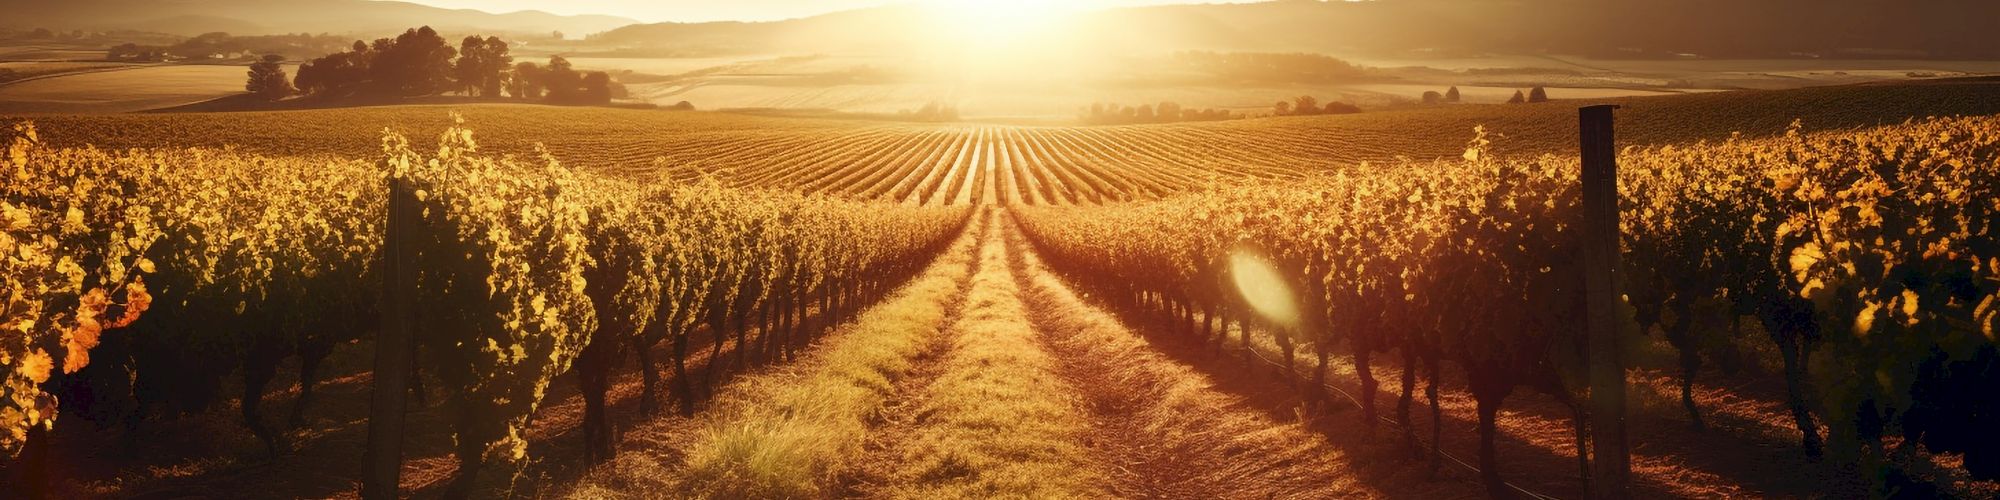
1230,249,1299,327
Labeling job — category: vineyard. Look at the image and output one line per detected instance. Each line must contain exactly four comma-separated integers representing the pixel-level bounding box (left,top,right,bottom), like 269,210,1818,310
17,76,2000,194
3,86,2000,499
1015,115,2000,497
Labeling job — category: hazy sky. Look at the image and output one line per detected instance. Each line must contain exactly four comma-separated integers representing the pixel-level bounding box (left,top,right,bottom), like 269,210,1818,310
392,0,1217,23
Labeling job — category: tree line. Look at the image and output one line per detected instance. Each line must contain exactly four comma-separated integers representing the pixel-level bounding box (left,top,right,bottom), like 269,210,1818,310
1412,86,1552,105
1085,101,1237,125
109,32,354,63
1271,95,1361,117
248,26,623,105
1508,86,1551,104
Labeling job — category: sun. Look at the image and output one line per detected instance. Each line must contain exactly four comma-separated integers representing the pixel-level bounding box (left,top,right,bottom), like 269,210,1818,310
919,0,1081,48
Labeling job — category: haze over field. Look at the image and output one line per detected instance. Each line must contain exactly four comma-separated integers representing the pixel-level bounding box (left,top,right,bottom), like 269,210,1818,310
7,0,1999,118
397,0,1220,23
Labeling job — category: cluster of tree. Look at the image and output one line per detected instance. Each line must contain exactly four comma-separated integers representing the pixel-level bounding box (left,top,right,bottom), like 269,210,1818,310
1271,95,1361,117
1421,86,1463,104
1506,86,1551,104
109,32,355,62
1169,51,1369,84
502,56,628,104
897,102,960,122
106,43,172,62
286,26,622,104
1084,101,1235,125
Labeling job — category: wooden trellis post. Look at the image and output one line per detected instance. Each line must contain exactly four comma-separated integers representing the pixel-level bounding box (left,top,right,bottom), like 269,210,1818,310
1580,104,1631,499
362,175,418,500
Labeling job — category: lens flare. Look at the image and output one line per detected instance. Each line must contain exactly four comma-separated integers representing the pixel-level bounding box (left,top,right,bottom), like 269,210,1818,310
1230,250,1299,327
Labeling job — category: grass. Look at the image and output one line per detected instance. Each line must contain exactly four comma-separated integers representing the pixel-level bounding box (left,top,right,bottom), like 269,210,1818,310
865,213,1100,499
568,210,987,498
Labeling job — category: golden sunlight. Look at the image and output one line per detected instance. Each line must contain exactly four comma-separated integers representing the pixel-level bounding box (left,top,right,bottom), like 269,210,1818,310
1230,250,1300,327
919,0,1082,48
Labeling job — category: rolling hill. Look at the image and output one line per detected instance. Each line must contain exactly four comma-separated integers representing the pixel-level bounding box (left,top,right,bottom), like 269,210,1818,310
593,0,2000,59
0,0,638,37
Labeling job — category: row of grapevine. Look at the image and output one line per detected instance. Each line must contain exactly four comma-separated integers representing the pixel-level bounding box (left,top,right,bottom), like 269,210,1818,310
624,124,1306,206
0,118,969,497
3,122,160,461
1016,116,2000,496
0,124,386,500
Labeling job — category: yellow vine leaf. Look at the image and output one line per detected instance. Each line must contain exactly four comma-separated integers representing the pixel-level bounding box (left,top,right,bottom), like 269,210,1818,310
1855,300,1881,338
20,349,53,384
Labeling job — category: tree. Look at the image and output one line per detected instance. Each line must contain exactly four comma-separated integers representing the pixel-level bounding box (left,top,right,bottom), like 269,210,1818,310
294,40,373,97
509,62,544,99
1508,90,1527,104
1529,86,1550,103
246,54,294,100
455,36,512,97
1136,104,1156,122
1274,101,1292,116
582,71,613,105
1157,101,1182,122
369,26,456,97
544,55,582,103
1293,95,1320,115
1323,101,1362,114
1446,86,1462,102
1422,91,1443,104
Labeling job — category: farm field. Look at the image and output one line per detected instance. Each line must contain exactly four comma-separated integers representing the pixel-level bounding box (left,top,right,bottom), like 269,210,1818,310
589,53,2000,117
0,45,106,62
13,78,2000,200
0,64,294,114
0,61,133,84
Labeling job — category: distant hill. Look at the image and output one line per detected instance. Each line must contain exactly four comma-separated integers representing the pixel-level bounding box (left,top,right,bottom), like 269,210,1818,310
0,0,638,38
594,0,2000,59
